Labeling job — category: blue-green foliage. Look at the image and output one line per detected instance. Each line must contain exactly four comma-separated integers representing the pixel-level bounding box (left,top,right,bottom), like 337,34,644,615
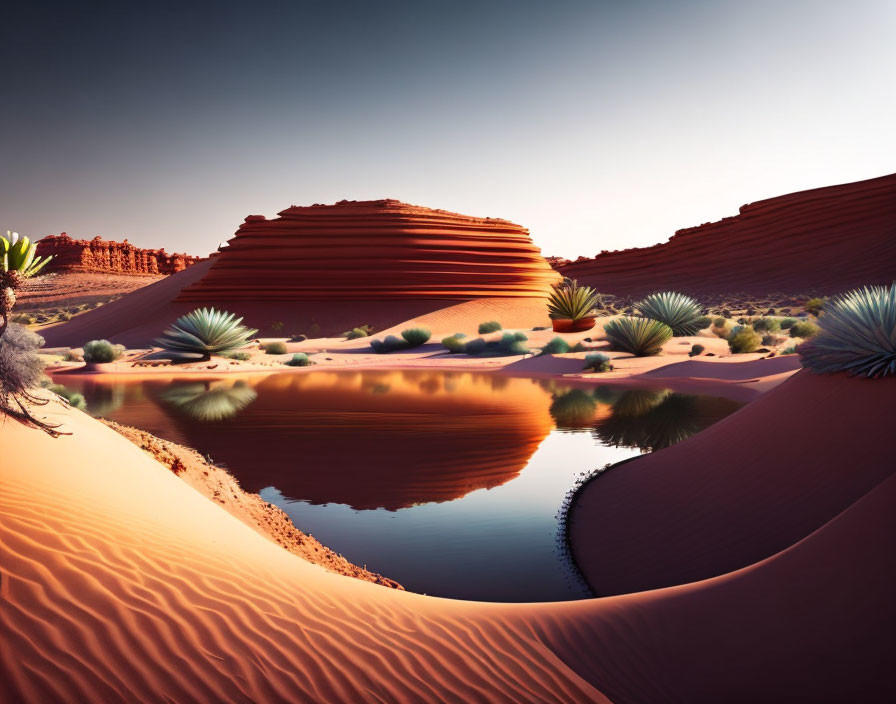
401,327,431,347
285,353,313,367
478,321,502,334
604,317,672,356
82,339,125,363
583,353,612,372
155,308,258,361
635,292,704,336
539,337,571,355
799,283,896,378
463,331,529,357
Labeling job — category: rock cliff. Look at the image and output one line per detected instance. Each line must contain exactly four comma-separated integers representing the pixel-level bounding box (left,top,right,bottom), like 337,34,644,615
36,234,201,276
557,173,896,297
175,199,558,302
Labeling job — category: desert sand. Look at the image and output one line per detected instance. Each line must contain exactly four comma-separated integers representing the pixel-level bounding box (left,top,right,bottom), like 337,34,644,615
1,373,893,702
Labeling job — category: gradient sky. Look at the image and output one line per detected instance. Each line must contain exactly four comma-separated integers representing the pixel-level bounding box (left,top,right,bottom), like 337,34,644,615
2,0,893,259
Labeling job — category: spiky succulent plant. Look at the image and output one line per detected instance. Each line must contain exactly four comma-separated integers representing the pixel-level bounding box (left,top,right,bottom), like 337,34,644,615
155,308,258,361
635,291,703,336
798,283,896,378
604,317,672,356
547,279,599,322
1,231,53,338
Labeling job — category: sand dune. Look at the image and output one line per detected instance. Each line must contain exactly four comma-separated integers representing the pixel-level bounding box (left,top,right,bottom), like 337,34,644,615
568,370,896,597
559,173,896,297
1,384,893,702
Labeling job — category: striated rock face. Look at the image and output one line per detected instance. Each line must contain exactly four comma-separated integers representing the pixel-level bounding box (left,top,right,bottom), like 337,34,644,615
176,199,558,302
557,173,896,297
36,234,201,276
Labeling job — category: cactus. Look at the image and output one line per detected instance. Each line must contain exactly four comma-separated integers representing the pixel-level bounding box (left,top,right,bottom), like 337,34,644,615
1,231,53,337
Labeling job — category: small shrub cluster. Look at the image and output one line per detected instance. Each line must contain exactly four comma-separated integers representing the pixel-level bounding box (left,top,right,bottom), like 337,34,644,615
780,317,798,330
285,353,313,367
752,317,781,332
342,325,373,339
478,321,502,334
371,328,432,354
224,351,252,361
82,339,125,364
464,331,529,357
539,337,571,355
789,321,819,339
727,326,761,354
689,343,705,357
263,341,288,355
46,383,87,410
583,353,612,372
804,297,827,316
441,333,467,353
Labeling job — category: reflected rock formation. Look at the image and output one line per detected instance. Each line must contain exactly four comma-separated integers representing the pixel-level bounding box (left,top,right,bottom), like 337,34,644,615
159,371,554,511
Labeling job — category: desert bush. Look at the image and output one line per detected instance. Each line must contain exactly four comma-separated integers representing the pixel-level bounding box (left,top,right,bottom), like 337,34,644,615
752,317,781,332
603,317,672,356
463,331,529,356
712,316,726,327
798,283,895,378
727,326,761,354
441,334,467,353
583,352,612,372
289,333,307,342
10,313,33,324
804,297,827,316
285,353,313,367
547,279,599,322
478,321,502,334
539,337,571,355
83,339,125,363
549,389,597,427
370,335,408,354
63,350,82,362
780,317,798,329
263,341,288,354
711,321,732,339
789,321,819,339
224,351,252,361
635,292,703,336
57,312,72,321
781,345,798,355
155,308,258,361
0,324,56,432
694,316,712,330
570,341,588,352
689,343,705,357
342,325,373,339
401,327,431,347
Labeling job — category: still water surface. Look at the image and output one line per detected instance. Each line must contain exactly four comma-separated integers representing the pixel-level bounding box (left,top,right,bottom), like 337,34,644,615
53,370,743,601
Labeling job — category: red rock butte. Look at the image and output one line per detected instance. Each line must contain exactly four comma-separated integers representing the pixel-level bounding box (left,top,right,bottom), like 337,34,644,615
37,234,202,276
557,173,896,297
175,199,559,302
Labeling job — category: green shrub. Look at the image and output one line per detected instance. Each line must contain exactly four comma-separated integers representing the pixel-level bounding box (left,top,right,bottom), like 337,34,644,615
463,331,529,356
401,327,431,347
440,335,465,353
82,339,125,363
712,316,726,327
583,353,612,372
549,389,597,427
285,353,313,367
264,341,288,354
798,283,895,378
547,279,599,322
689,344,705,357
10,313,34,324
224,351,252,361
155,308,258,362
780,317,798,330
63,350,82,362
370,335,409,354
636,292,703,336
789,321,819,339
570,341,588,352
727,326,761,354
603,317,672,356
804,297,827,316
342,325,373,339
478,321,502,334
695,316,712,330
463,337,487,355
539,337,571,355
781,345,798,355
752,317,781,332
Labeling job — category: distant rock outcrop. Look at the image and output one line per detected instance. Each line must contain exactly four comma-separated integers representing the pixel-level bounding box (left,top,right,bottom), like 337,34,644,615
175,199,558,302
557,173,896,297
36,234,201,276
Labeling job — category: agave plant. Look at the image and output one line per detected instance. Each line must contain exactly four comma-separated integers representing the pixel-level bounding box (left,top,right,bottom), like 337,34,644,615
155,308,258,361
547,279,599,322
1,231,53,337
798,283,896,378
160,381,257,421
635,291,703,336
603,317,672,356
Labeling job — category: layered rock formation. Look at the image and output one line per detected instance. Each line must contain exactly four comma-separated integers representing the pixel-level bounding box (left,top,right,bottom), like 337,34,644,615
558,173,896,297
176,199,558,302
36,234,201,276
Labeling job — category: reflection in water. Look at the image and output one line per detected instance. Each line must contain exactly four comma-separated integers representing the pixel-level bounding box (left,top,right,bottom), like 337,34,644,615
160,381,257,422
49,369,744,601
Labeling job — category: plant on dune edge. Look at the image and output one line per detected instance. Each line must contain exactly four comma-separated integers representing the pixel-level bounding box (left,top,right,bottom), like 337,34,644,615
727,326,761,354
547,279,599,322
0,324,63,435
603,317,672,356
370,328,431,354
478,321,502,334
583,353,612,372
539,337,571,355
635,291,704,336
799,283,896,378
83,339,125,363
155,308,258,362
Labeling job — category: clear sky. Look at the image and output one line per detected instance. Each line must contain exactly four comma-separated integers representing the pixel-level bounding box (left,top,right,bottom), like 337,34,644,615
2,0,893,259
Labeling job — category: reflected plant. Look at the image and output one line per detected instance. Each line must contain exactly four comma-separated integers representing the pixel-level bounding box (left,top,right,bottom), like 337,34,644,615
610,388,670,417
160,381,258,421
549,388,597,429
